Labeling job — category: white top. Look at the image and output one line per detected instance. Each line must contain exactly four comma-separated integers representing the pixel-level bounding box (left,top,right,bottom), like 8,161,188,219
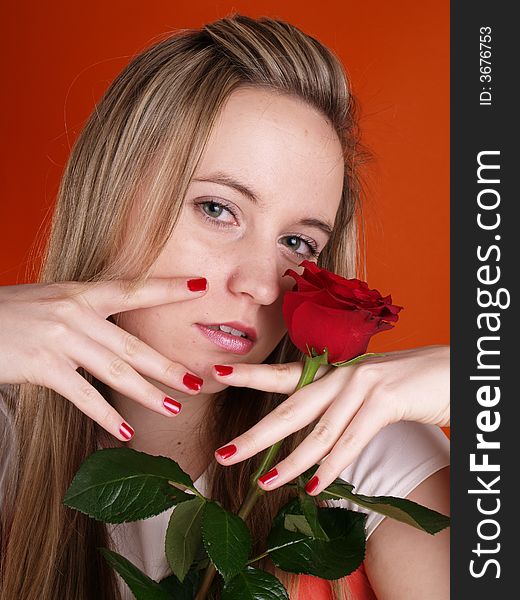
105,420,449,597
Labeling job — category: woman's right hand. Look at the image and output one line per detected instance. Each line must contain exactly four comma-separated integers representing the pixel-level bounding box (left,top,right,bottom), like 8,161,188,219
0,277,208,441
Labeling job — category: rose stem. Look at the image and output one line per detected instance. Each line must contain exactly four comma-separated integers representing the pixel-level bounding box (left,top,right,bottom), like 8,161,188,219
194,353,324,600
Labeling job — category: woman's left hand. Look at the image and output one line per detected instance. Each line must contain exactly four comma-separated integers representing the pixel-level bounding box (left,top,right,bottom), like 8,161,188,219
211,344,449,495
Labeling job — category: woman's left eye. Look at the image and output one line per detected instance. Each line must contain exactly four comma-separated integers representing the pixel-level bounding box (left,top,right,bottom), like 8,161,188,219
195,199,319,259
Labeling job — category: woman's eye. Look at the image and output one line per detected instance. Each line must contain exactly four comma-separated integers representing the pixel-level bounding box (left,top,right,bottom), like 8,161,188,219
197,200,237,224
281,235,319,259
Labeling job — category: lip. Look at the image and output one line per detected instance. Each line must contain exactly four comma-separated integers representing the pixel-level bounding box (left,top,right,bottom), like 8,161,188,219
195,324,256,355
199,321,258,342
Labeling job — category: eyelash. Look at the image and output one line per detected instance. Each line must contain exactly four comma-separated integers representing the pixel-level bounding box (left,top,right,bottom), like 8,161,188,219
194,199,320,259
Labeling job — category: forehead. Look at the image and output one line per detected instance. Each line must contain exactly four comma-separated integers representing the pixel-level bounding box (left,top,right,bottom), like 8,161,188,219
194,87,344,218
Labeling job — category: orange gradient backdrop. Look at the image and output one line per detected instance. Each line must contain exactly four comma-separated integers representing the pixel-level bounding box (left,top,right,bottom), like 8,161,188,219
1,1,449,354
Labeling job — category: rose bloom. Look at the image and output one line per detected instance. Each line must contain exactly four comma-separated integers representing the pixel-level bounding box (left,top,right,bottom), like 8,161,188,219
282,260,403,363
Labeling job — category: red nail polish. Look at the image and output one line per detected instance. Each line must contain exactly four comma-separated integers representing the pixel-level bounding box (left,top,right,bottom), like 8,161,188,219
305,475,319,494
258,468,278,486
163,397,182,415
214,364,233,376
215,444,237,459
183,373,203,391
187,277,207,292
119,422,134,441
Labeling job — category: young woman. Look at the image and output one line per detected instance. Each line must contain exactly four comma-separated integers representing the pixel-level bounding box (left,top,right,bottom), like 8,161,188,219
0,14,450,600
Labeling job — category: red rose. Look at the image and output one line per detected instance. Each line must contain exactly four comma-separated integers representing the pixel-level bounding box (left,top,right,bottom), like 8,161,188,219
282,260,403,363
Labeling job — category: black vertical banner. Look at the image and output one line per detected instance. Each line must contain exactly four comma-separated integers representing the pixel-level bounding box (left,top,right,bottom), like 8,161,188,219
452,1,517,597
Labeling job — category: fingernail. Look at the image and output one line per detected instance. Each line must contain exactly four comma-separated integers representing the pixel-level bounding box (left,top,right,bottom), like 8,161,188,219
214,364,233,376
187,277,207,292
258,468,279,486
305,475,319,494
119,422,134,441
183,373,203,391
215,444,237,459
163,396,182,415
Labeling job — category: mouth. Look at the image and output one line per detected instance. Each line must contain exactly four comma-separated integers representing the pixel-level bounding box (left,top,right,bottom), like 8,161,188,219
194,322,257,355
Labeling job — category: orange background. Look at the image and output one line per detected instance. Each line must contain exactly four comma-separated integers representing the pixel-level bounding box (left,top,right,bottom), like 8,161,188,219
0,0,449,352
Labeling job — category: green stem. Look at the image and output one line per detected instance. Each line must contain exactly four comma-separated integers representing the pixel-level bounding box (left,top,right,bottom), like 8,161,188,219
246,550,270,566
195,353,325,599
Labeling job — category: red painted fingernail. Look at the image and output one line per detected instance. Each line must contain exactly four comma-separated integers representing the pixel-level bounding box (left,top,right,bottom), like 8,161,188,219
183,373,203,391
258,468,279,486
187,277,207,292
119,422,134,441
214,364,233,376
215,444,237,459
305,475,319,494
163,397,182,415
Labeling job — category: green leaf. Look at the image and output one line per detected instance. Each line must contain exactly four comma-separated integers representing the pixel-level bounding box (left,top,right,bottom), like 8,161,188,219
63,447,198,523
165,496,205,582
267,498,366,579
158,570,201,599
317,478,451,534
222,566,289,600
202,500,252,582
98,547,171,600
331,352,385,367
283,514,314,536
297,477,329,541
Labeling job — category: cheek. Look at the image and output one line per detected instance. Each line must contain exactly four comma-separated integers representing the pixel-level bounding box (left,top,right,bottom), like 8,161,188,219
115,306,188,353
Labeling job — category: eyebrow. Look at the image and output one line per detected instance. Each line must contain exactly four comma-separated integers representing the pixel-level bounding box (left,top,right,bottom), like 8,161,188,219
192,171,335,238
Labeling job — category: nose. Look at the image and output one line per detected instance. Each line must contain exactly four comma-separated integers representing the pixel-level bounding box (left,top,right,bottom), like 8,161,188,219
227,258,283,306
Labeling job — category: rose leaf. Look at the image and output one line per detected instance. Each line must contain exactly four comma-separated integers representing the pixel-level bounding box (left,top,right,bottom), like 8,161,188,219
267,498,366,579
201,500,252,582
63,447,199,523
98,547,172,600
317,478,450,534
222,566,289,600
165,496,206,582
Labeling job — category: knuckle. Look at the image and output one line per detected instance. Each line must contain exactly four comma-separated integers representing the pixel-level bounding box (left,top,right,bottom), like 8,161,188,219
279,453,298,473
98,404,114,426
116,280,137,308
312,421,334,445
48,297,77,320
45,320,70,341
273,400,297,423
355,363,380,383
35,354,61,387
335,430,356,453
123,333,143,358
78,383,100,404
273,362,293,378
108,357,130,379
317,461,339,481
238,432,257,456
142,384,160,407
163,361,179,381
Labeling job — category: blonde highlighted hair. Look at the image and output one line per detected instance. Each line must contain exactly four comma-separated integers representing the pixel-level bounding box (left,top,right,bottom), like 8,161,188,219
0,13,370,599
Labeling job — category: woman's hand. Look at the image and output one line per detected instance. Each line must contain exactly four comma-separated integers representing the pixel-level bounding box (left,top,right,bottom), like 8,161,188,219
211,345,449,494
0,277,208,441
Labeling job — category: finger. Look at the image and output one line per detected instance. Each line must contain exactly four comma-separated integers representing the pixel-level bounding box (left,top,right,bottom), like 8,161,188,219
77,316,203,394
67,332,184,418
48,367,137,442
214,373,339,465
255,391,364,491
211,360,333,395
80,276,208,318
304,403,386,496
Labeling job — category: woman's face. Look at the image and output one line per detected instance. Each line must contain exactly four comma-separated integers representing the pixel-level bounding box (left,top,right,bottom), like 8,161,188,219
119,87,344,394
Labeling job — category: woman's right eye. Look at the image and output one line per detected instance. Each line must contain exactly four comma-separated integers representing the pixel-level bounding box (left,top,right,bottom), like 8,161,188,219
195,200,238,227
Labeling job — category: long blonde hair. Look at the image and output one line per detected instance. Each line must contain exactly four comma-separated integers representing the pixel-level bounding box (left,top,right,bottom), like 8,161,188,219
0,13,370,599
